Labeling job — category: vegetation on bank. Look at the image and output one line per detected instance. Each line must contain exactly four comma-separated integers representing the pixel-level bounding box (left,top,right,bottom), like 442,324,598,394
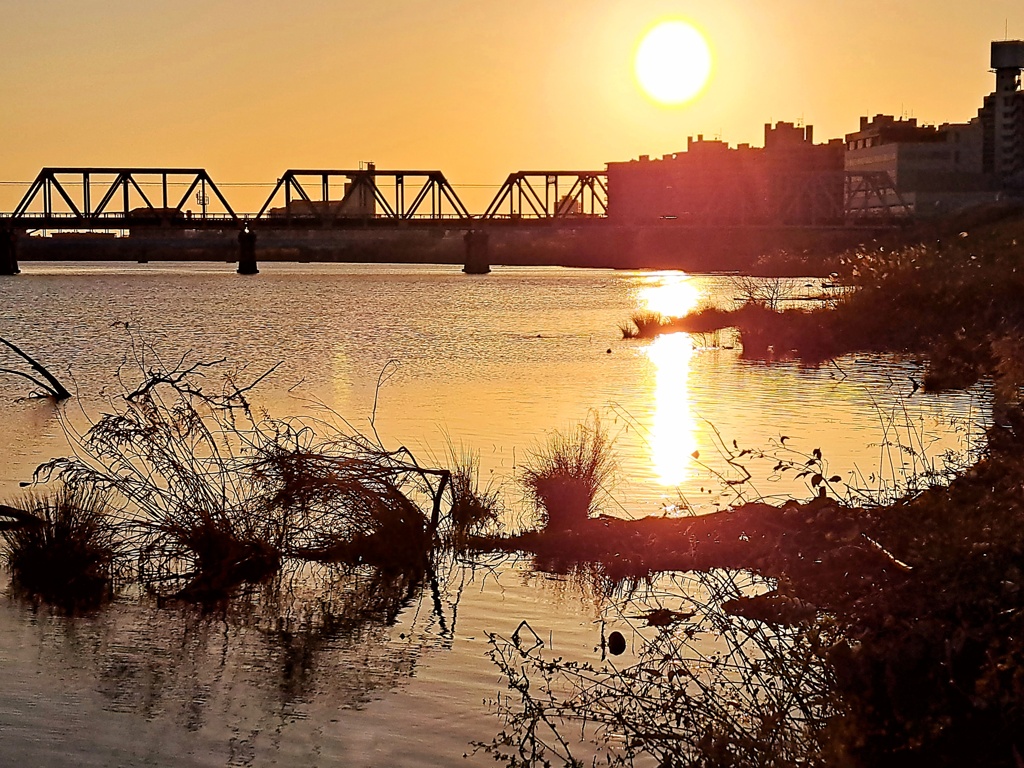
474,409,1024,766
631,203,1024,396
489,206,1024,766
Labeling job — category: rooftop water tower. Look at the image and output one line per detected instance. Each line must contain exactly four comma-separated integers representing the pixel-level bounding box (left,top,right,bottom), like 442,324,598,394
990,41,1024,177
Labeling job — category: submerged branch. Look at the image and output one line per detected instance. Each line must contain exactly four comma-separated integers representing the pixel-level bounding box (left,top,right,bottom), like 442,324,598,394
0,336,71,399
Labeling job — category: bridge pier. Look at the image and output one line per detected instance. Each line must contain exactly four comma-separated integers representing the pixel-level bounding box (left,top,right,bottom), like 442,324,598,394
0,229,19,275
463,229,490,274
237,225,258,275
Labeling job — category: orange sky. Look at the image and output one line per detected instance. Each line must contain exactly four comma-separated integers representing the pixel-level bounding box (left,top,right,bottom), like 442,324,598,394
2,0,1022,211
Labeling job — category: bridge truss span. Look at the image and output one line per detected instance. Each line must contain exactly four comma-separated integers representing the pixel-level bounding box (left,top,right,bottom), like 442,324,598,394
254,168,472,224
8,168,239,229
482,171,608,219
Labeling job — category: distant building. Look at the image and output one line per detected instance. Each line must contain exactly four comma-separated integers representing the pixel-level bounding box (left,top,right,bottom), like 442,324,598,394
268,164,377,219
555,193,583,217
980,40,1024,186
606,122,845,225
844,114,994,217
845,41,1024,216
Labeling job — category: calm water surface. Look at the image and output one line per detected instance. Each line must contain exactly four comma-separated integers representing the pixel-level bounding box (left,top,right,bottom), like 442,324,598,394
0,262,989,766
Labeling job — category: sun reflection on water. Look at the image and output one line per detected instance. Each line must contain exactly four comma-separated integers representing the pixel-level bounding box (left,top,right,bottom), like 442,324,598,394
645,332,699,486
637,274,702,487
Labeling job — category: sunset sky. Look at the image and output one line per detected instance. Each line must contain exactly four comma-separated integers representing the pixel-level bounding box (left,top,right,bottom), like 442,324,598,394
2,0,1022,210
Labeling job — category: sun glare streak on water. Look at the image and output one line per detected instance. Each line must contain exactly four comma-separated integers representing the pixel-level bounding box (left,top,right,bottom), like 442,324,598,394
636,273,701,486
638,272,701,317
645,332,698,486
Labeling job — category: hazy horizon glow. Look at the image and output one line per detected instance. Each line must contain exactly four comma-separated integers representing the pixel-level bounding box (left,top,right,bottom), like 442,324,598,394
1,0,1022,210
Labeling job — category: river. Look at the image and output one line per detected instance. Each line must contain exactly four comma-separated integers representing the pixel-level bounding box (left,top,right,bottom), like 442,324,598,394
0,262,989,766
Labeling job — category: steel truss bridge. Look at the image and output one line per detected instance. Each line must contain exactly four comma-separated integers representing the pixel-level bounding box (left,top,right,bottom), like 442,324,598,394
0,166,907,231
0,166,907,275
0,167,613,232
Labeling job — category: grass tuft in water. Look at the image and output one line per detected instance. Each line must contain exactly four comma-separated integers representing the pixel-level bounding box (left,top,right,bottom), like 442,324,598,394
521,414,615,531
2,485,118,610
446,448,502,547
619,310,667,339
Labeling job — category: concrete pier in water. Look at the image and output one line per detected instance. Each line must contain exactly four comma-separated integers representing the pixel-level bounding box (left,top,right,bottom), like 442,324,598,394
237,227,259,275
0,230,19,275
462,230,490,274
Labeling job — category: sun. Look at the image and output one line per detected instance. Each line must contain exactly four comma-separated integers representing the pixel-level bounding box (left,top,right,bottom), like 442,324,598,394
635,20,713,106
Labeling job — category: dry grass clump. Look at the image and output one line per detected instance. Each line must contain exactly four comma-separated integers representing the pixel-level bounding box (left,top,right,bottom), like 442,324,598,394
521,415,615,531
445,449,502,547
288,470,433,572
245,436,443,563
2,485,118,610
619,310,667,339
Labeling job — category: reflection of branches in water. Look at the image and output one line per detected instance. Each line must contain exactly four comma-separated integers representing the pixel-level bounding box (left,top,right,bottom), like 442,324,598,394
227,562,434,708
477,569,841,768
15,558,470,735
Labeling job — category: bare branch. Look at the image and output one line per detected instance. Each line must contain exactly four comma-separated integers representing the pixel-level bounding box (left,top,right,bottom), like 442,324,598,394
0,336,71,399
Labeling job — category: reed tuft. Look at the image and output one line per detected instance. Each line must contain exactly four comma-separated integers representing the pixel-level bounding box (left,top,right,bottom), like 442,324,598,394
521,414,615,531
2,485,118,610
620,310,667,339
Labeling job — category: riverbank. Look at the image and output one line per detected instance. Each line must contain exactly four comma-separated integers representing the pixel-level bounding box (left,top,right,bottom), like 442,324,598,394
476,410,1024,765
663,204,1024,397
488,209,1024,765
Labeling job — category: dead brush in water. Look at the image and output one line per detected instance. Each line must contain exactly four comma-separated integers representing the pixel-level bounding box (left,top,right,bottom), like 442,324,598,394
1,485,118,610
521,415,615,531
36,351,452,602
477,569,841,768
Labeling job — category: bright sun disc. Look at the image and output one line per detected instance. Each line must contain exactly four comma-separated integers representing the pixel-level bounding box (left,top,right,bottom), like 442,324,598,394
635,21,712,105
